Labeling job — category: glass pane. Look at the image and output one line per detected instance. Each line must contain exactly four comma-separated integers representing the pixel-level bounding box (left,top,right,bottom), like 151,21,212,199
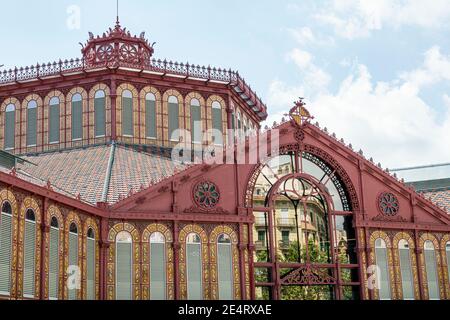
0,213,12,294
23,221,36,297
94,97,106,137
150,242,166,300
218,243,233,300
27,107,37,146
49,227,59,299
187,243,202,300
375,242,391,300
399,246,414,299
116,242,132,300
68,233,78,300
212,107,223,145
168,102,179,141
49,104,60,143
4,110,15,149
145,99,156,138
191,104,201,143
72,101,83,140
424,243,440,300
122,97,133,136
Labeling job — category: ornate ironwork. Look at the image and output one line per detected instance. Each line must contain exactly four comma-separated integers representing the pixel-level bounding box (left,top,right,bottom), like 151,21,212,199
303,151,352,211
378,192,400,216
281,266,336,285
193,181,220,209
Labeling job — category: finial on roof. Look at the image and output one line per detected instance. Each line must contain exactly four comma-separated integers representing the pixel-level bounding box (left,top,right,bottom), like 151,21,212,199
289,97,313,127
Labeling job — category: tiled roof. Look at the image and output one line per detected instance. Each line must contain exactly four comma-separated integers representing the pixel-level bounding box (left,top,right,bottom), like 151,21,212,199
17,143,187,205
423,190,450,213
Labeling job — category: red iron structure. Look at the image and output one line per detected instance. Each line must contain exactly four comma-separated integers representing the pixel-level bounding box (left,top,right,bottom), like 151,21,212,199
0,21,448,301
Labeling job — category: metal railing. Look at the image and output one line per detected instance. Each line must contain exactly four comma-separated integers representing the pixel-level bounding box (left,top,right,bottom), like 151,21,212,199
0,57,267,118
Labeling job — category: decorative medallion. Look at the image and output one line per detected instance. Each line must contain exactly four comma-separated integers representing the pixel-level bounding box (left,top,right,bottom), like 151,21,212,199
378,192,399,216
288,97,313,127
294,129,305,142
193,181,220,209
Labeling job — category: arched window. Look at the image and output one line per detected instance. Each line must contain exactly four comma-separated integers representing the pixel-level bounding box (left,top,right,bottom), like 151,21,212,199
94,90,106,137
190,99,201,144
237,112,242,139
244,118,248,137
145,93,157,139
116,231,132,300
217,234,233,300
186,233,202,300
446,242,450,293
375,238,391,300
168,96,179,142
71,94,83,141
424,240,440,300
150,232,166,300
0,202,12,295
68,222,79,300
398,239,414,300
4,104,15,150
27,100,38,146
122,90,133,137
86,228,96,300
23,209,36,298
212,101,223,145
49,216,59,300
49,97,60,144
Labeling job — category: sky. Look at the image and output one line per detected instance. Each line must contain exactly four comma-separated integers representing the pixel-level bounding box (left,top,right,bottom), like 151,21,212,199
1,0,450,175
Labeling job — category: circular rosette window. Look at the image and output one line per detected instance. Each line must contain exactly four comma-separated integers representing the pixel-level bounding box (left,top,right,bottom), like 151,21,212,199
378,192,400,216
193,181,220,209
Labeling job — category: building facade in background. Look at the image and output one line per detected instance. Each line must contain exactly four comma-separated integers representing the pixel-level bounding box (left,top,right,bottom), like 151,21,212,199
0,21,449,300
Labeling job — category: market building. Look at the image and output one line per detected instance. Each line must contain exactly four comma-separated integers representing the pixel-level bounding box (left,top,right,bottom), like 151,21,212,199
0,20,450,300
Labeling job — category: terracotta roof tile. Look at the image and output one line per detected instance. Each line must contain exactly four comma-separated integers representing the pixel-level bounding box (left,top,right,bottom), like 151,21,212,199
423,190,450,213
16,143,187,205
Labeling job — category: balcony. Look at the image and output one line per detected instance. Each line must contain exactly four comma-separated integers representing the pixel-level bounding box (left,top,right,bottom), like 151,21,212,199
277,218,296,227
255,217,267,227
255,240,267,250
278,240,291,250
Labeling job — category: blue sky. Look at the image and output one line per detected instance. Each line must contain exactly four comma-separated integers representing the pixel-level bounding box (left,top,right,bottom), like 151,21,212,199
1,0,450,174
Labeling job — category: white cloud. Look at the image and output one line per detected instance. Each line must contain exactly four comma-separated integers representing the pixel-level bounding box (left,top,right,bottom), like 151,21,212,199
288,27,335,46
266,46,450,168
315,0,450,39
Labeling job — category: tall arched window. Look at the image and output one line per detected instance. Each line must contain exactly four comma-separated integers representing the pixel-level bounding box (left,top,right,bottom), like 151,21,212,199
23,209,36,298
68,223,79,300
150,232,166,300
424,240,440,300
27,100,38,146
190,98,201,144
86,228,96,300
49,97,60,144
116,231,132,300
94,90,106,137
4,104,15,150
186,233,202,300
398,239,414,300
375,238,391,300
244,118,248,137
0,202,12,295
217,234,233,300
122,90,133,137
71,94,83,141
145,93,157,139
49,216,59,300
212,101,223,145
168,96,179,142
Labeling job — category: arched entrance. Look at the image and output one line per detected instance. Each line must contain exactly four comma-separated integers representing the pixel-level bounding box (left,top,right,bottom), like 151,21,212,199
249,148,360,300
